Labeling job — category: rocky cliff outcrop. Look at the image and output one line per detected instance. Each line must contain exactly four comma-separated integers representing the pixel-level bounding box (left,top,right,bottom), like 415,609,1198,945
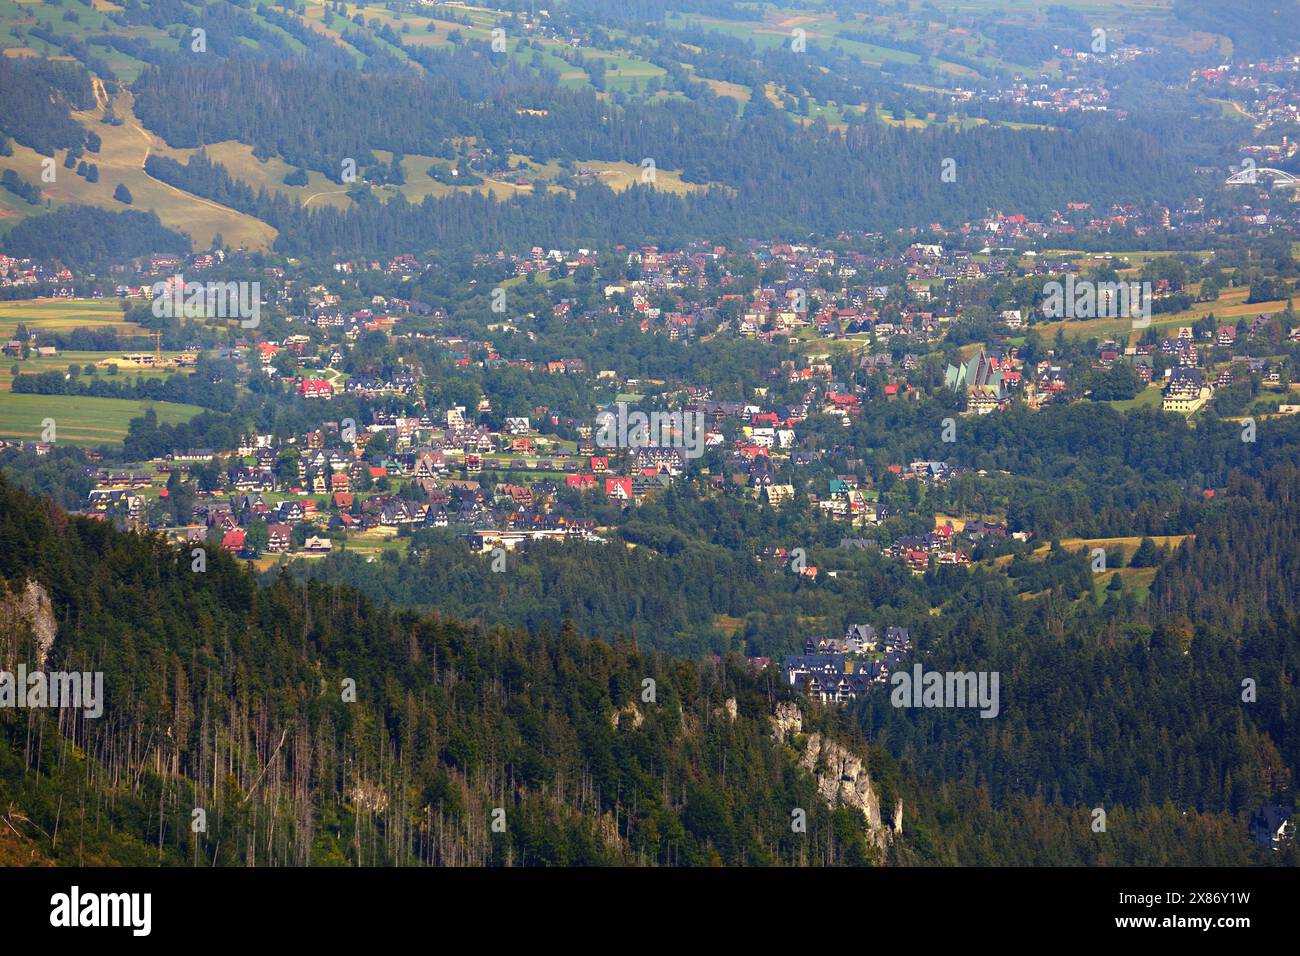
610,701,645,730
771,701,900,853
772,701,802,741
0,579,56,670
801,732,886,834
712,697,738,723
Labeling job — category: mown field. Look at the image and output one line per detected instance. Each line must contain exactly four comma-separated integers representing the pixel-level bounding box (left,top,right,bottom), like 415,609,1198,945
989,533,1191,603
0,84,277,251
994,534,1191,566
0,392,202,445
1100,382,1165,410
1033,284,1291,344
0,297,138,336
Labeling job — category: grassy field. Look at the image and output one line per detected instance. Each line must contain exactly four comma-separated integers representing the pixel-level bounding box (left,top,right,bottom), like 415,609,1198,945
992,532,1189,603
1033,285,1292,344
1100,383,1164,411
571,160,716,195
249,526,409,571
1091,564,1160,603
0,393,202,445
0,349,182,390
712,613,745,637
995,534,1191,568
0,297,139,336
0,87,276,251
201,138,717,204
664,6,1047,85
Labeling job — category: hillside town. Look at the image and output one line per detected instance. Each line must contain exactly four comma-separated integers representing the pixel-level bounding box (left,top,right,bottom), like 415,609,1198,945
3,203,1298,576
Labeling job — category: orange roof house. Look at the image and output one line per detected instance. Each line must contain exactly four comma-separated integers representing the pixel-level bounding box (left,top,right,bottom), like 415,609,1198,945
605,476,633,500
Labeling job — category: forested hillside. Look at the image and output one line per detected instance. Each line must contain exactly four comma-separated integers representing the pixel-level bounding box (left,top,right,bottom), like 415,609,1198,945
1,465,1295,865
124,54,1187,256
0,474,895,866
0,0,1231,258
853,465,1300,865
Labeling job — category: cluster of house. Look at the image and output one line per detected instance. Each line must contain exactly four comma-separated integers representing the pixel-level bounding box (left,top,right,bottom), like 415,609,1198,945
887,531,972,573
940,318,1294,417
453,222,1295,359
0,254,72,289
9,217,1296,575
1,340,58,359
881,517,1029,574
72,365,1017,559
1190,55,1300,137
144,474,612,557
782,624,913,704
815,478,888,526
69,396,710,551
1152,321,1293,413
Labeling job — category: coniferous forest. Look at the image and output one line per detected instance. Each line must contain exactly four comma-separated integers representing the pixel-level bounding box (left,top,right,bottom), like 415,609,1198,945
2,461,1298,866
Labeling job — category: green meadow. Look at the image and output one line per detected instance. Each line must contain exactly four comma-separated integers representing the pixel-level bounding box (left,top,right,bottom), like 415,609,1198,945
0,393,203,446
0,298,138,337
